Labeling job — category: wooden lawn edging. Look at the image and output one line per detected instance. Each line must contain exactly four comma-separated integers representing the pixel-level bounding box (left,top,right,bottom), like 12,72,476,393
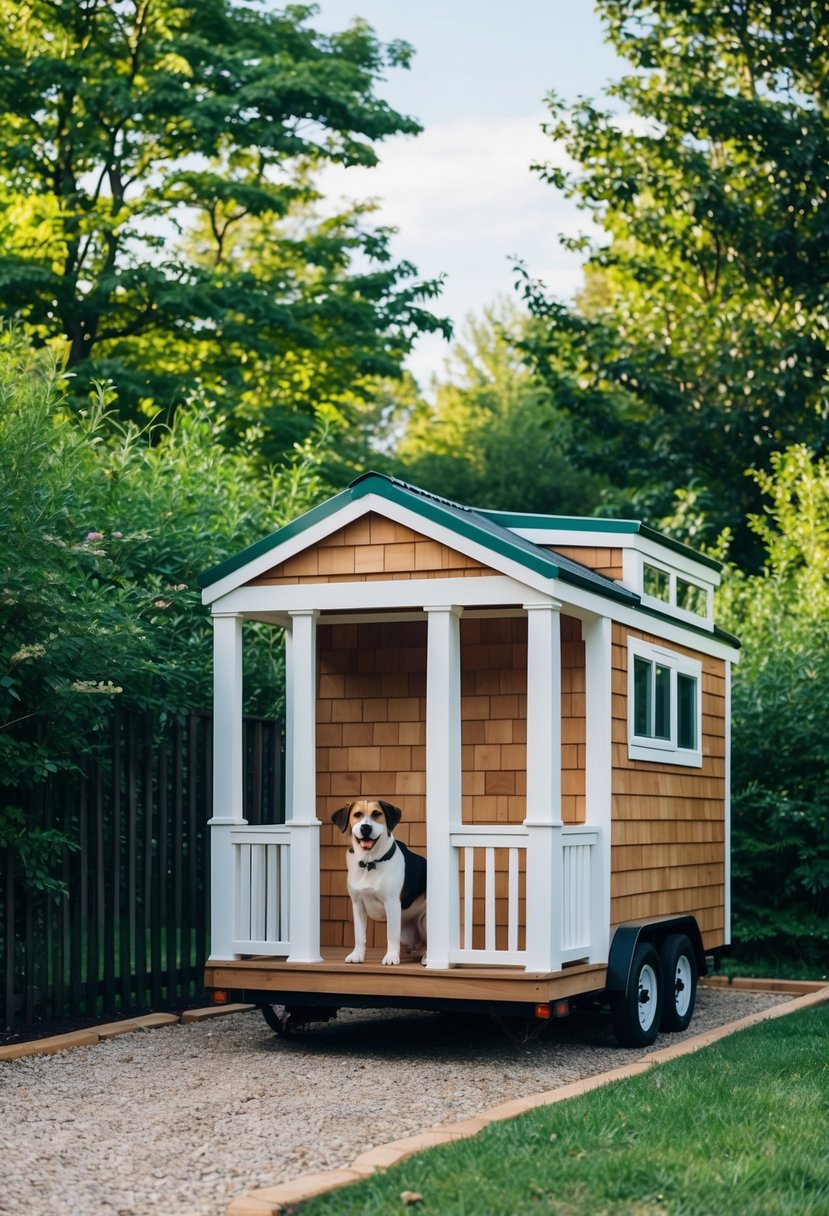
0,1003,254,1060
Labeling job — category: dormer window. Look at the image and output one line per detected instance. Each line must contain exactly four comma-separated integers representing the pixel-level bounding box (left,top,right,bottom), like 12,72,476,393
639,559,712,626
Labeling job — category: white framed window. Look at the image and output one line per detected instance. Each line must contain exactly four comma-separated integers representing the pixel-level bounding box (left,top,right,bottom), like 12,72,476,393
639,557,713,627
628,639,702,767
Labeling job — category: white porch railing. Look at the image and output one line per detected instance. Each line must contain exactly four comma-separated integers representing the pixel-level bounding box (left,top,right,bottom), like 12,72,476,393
560,828,599,962
448,826,527,966
230,825,292,955
224,822,600,969
446,824,600,969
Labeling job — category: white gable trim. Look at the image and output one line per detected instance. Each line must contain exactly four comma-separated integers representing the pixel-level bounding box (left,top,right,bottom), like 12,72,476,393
202,490,577,608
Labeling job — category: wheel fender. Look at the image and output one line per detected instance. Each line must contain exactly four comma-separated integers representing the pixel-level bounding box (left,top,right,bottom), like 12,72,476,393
607,917,706,998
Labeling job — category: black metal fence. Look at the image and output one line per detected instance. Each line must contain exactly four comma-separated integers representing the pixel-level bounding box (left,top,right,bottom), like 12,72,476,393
1,708,283,1034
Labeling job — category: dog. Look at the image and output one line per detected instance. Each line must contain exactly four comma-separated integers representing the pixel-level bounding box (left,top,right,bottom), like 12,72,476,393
331,799,427,966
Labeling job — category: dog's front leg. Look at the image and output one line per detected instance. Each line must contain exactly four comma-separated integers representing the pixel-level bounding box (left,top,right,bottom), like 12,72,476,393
345,897,367,964
381,899,402,965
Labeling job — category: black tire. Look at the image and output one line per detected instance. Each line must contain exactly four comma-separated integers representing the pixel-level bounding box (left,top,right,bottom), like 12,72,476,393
659,934,697,1032
610,941,664,1048
261,1004,337,1037
260,1004,294,1037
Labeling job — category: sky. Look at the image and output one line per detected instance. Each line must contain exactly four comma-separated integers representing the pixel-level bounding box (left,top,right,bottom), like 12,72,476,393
311,1,627,387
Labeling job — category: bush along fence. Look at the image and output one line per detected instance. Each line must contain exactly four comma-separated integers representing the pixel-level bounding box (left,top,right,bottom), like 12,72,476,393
1,708,284,1035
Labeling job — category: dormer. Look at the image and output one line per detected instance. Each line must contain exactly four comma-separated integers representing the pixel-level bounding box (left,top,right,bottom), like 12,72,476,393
477,510,722,632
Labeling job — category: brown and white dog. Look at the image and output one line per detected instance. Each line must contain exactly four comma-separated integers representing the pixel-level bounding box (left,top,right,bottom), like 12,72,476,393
331,799,427,966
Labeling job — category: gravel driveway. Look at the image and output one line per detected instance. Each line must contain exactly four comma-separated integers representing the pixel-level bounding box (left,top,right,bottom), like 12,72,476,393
0,987,790,1216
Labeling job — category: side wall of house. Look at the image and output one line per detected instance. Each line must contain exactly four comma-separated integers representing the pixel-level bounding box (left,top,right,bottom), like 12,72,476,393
610,622,727,950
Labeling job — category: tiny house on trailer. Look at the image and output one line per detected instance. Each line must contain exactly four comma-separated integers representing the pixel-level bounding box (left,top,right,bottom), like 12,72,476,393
200,473,738,1047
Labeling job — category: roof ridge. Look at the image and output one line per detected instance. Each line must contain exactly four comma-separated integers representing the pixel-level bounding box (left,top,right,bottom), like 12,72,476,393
349,470,478,515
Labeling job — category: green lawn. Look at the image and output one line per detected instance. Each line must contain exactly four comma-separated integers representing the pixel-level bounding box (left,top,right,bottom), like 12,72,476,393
299,1003,829,1216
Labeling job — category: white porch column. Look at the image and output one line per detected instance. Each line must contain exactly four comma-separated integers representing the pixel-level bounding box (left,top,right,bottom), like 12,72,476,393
584,615,613,963
286,609,322,963
423,605,463,969
523,601,563,972
208,612,246,960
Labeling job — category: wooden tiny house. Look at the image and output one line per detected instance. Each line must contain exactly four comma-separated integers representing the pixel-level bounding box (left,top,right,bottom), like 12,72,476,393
200,473,738,1045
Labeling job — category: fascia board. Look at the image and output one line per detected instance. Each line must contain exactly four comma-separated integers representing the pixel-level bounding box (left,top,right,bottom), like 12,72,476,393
208,574,543,616
208,568,738,662
200,495,373,605
505,574,737,661
610,600,740,663
210,576,738,663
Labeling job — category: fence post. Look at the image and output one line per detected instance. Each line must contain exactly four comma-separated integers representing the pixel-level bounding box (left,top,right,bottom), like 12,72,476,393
2,849,13,1031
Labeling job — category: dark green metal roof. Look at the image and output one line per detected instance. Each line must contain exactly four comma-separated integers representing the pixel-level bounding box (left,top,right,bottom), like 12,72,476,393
477,509,723,573
199,472,699,608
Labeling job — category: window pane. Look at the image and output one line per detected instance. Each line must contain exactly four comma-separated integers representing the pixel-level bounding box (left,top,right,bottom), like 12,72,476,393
634,657,651,736
677,578,707,616
654,664,671,739
678,673,697,750
644,563,670,601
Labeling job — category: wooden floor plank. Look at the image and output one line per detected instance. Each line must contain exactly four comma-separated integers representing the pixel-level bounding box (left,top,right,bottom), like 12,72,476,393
204,952,608,1005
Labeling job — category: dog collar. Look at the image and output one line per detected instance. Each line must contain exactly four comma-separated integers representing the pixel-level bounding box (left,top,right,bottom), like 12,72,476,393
357,840,397,871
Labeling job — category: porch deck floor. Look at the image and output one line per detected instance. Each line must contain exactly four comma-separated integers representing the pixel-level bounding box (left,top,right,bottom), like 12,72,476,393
205,949,608,1006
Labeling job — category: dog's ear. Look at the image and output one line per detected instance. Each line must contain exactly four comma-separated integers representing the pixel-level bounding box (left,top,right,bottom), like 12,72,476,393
379,800,402,832
331,804,353,833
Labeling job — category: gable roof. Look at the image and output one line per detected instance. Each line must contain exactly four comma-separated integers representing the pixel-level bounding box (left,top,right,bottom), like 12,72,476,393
199,471,639,607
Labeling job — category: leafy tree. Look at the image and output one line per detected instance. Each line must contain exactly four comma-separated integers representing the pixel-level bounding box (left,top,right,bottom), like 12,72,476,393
718,445,829,965
0,329,327,888
521,0,829,563
392,305,609,515
0,0,447,433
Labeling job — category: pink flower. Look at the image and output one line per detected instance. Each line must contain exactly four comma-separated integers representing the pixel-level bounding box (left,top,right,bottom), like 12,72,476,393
86,531,104,541
111,531,123,539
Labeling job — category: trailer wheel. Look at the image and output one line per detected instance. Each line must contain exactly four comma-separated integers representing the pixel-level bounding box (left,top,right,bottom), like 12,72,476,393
261,1004,338,1037
610,941,663,1048
659,934,697,1032
260,1004,296,1038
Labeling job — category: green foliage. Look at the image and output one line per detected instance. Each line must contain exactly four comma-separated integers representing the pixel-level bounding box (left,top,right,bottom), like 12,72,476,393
0,806,77,896
0,329,330,889
718,446,829,963
392,305,609,514
521,0,829,563
0,0,448,435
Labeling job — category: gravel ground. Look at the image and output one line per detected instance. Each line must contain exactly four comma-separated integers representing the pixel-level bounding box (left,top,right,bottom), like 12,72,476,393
0,987,791,1216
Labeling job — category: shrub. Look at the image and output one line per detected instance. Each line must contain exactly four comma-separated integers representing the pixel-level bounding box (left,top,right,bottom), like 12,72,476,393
718,446,829,964
0,331,332,888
